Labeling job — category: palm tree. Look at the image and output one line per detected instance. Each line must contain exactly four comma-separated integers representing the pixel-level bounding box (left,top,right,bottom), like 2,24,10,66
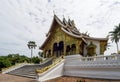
115,23,120,37
109,24,120,53
27,41,37,63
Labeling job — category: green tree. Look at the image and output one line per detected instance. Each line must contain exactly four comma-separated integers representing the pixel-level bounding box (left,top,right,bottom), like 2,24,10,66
7,54,30,64
41,52,44,58
114,23,120,36
38,51,44,57
109,24,120,53
27,41,37,63
32,56,40,64
18,55,29,63
38,51,41,57
7,54,13,58
0,54,31,71
9,54,20,65
0,57,12,69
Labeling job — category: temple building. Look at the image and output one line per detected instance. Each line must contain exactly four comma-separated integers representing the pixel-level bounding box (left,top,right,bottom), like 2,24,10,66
39,14,108,57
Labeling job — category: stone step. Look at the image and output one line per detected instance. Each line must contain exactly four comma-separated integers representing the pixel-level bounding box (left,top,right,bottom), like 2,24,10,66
8,72,36,75
6,58,53,79
9,73,36,78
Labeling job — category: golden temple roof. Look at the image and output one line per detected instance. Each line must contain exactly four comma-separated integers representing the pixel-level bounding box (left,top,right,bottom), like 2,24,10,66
40,14,108,49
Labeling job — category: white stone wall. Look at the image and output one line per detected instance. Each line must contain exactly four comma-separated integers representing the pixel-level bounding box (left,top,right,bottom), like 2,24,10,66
37,55,120,81
64,54,120,80
84,40,100,56
37,60,64,82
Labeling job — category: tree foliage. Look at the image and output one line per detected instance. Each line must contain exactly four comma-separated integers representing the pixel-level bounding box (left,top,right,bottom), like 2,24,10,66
0,53,43,71
32,56,40,64
38,51,44,57
109,23,120,53
0,54,42,71
0,54,29,70
0,58,11,68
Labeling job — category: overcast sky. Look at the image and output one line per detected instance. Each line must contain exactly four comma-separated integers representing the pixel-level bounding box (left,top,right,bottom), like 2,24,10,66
0,0,120,57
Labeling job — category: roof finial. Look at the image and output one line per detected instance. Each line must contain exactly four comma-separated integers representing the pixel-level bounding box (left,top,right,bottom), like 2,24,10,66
68,16,70,19
63,15,65,18
53,10,55,15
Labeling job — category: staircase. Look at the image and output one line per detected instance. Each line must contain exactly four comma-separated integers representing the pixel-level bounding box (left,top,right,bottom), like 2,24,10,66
6,58,53,79
7,65,41,78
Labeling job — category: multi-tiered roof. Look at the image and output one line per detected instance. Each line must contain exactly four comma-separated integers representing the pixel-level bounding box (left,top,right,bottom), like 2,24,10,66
40,14,108,49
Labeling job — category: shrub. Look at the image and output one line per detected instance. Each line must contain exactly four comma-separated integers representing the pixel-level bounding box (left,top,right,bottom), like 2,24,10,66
0,59,12,68
32,56,41,64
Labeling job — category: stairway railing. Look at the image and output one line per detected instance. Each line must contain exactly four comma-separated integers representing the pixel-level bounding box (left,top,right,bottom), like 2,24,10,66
36,56,63,74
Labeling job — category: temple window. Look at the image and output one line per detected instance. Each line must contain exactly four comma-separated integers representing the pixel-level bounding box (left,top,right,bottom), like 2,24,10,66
53,43,58,57
66,45,71,55
71,44,76,55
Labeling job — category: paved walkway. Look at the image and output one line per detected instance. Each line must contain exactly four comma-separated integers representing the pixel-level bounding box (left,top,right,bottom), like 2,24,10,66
1,74,120,82
0,74,37,82
46,76,120,82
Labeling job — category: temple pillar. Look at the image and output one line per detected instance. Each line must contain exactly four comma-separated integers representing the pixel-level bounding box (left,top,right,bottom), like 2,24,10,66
63,33,65,56
43,49,45,57
76,40,82,54
64,44,66,56
51,44,53,57
100,41,107,55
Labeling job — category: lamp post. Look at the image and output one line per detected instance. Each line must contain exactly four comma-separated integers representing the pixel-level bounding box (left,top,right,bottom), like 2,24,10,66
27,41,37,63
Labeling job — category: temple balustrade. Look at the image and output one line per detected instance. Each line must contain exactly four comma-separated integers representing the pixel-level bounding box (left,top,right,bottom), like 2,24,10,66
65,54,120,67
36,54,120,81
64,54,120,80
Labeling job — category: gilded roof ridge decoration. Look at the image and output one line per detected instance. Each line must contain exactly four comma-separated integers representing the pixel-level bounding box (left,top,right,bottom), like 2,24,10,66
54,15,65,27
53,15,80,36
47,14,66,36
63,17,68,26
54,14,82,36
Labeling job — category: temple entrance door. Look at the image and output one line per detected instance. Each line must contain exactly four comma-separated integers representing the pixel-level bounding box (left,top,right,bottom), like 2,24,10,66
66,45,71,55
53,43,58,57
58,41,64,56
48,50,51,57
71,44,76,55
80,42,84,56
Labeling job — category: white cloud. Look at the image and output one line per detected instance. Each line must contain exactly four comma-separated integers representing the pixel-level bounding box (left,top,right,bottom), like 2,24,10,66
0,0,120,56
